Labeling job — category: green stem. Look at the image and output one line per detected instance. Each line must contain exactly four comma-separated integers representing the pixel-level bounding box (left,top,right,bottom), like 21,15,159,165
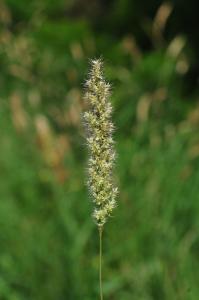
99,226,103,300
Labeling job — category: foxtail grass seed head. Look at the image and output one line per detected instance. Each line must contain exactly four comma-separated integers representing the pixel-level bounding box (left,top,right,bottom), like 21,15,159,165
83,59,118,227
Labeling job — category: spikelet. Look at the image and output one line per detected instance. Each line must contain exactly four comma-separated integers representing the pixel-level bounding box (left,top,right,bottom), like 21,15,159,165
83,59,118,227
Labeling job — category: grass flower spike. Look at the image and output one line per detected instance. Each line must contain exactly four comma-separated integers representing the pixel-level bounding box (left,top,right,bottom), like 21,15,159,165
83,59,118,228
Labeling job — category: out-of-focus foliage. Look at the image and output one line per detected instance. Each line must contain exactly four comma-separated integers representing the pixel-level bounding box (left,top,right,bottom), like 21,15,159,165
0,0,199,299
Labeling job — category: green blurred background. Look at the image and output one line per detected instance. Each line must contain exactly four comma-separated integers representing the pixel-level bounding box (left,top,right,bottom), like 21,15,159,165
0,0,199,299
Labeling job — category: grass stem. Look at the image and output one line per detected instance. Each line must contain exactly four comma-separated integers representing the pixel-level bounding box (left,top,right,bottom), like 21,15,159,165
99,226,103,300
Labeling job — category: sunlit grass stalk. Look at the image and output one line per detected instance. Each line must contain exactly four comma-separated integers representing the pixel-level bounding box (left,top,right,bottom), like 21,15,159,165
83,59,118,299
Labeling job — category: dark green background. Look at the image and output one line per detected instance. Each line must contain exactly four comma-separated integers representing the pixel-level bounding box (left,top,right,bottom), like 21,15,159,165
0,0,199,299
